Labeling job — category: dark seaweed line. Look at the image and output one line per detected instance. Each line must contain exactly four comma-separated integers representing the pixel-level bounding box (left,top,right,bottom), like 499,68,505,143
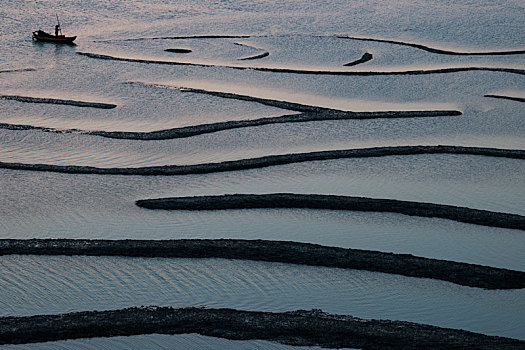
2,307,523,348
255,66,525,76
77,52,525,76
0,108,459,140
136,193,525,231
344,52,373,66
2,238,524,289
0,83,462,140
165,48,192,53
0,94,117,109
337,35,525,56
165,84,462,116
95,34,253,42
233,42,261,49
0,122,83,135
82,110,455,139
0,68,36,74
239,51,270,60
0,146,523,176
484,94,525,103
234,41,270,60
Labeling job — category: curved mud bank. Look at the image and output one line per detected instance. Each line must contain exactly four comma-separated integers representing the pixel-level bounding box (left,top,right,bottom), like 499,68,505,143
0,107,458,140
1,307,523,348
126,34,252,42
77,52,525,76
254,66,525,76
90,110,453,139
484,94,525,103
95,35,252,43
337,35,525,56
0,94,116,109
344,52,373,66
239,51,270,60
0,122,79,134
0,68,36,74
2,239,524,289
0,145,523,176
170,85,462,116
234,42,270,60
164,48,192,53
0,84,462,140
136,193,525,231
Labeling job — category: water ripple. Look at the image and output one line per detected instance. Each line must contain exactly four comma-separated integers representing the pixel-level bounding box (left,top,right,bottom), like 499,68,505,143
0,256,523,339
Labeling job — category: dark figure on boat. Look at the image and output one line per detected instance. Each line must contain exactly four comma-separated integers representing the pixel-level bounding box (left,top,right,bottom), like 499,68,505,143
32,18,76,44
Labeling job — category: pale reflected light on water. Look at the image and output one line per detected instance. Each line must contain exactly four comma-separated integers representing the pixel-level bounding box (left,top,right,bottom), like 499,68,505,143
0,256,523,339
0,334,343,350
142,79,460,111
0,0,524,344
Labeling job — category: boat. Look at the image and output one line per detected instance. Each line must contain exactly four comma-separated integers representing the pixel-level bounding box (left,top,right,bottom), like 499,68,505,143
32,30,76,44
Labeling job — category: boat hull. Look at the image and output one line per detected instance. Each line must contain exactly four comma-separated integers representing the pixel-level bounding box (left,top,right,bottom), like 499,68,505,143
32,31,76,44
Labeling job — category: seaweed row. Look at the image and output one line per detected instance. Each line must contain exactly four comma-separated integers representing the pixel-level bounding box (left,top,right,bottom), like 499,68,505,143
1,307,523,348
1,238,524,289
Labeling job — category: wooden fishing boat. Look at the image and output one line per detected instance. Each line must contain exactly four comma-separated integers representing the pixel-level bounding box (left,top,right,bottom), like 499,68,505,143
32,30,76,44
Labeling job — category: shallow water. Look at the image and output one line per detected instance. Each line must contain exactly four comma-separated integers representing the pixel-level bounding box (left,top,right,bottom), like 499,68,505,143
0,334,351,350
1,154,524,270
0,0,524,345
0,256,524,339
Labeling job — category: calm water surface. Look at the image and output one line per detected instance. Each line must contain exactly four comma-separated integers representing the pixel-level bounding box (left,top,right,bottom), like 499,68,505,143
0,256,523,339
0,0,524,344
0,334,352,350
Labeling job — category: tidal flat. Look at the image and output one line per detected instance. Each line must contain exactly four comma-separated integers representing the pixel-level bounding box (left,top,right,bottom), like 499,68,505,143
1,0,524,347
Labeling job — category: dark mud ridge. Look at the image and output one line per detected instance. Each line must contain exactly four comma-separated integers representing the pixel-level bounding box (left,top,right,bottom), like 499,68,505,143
0,122,79,135
234,42,270,60
95,34,252,42
239,51,270,60
163,35,252,39
146,83,462,116
2,239,524,289
136,193,525,231
2,307,524,348
344,52,373,66
337,35,525,56
0,68,36,74
164,48,192,53
1,145,523,177
77,52,525,76
2,83,458,140
485,94,525,103
0,94,116,109
124,34,252,42
0,109,458,141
